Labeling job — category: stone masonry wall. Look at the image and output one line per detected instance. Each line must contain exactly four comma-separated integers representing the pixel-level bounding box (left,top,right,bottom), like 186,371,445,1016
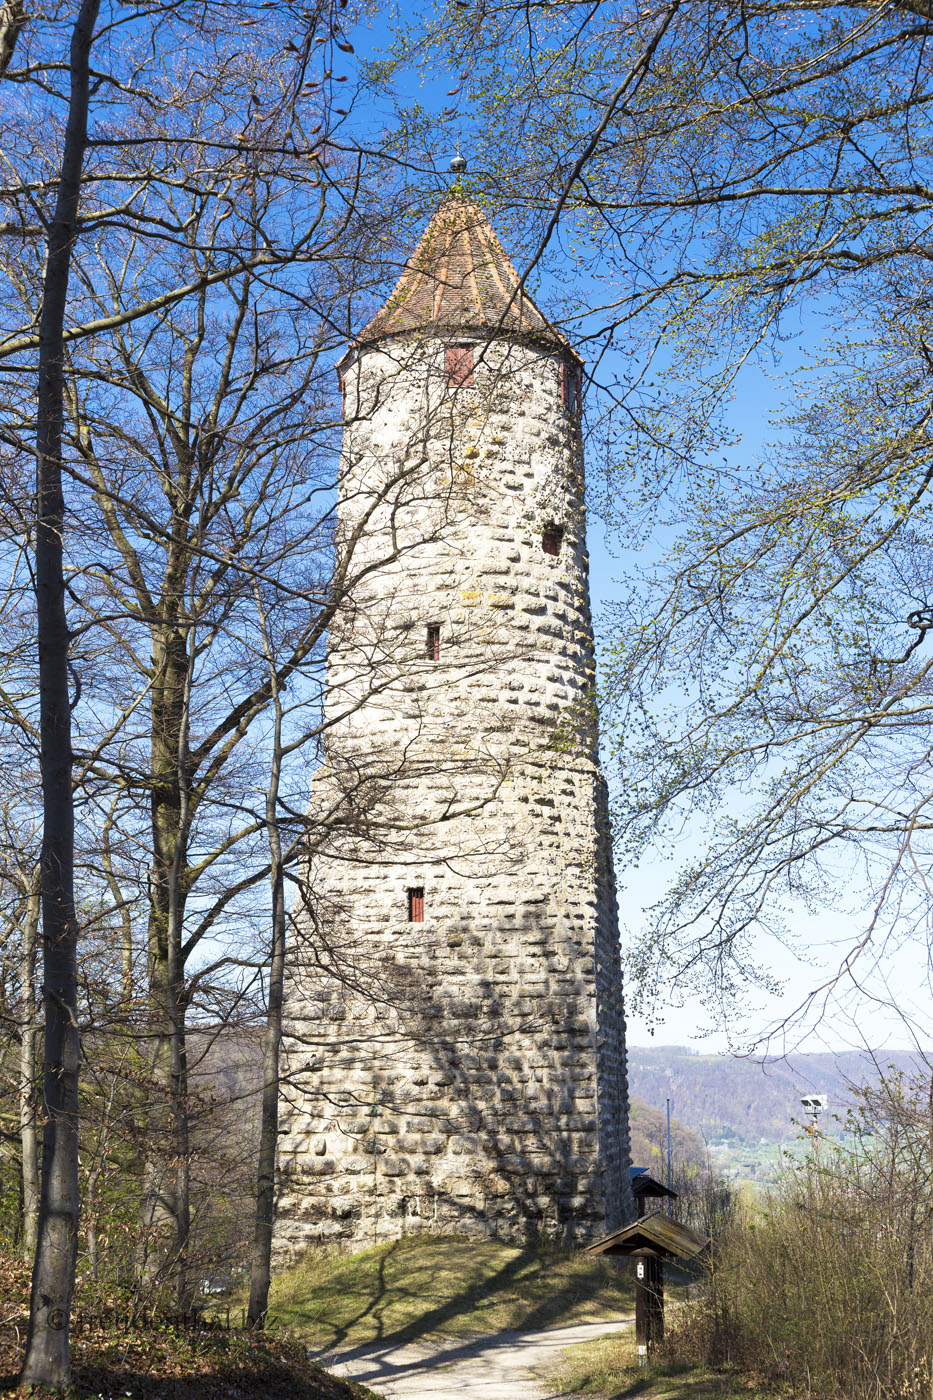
275,332,633,1256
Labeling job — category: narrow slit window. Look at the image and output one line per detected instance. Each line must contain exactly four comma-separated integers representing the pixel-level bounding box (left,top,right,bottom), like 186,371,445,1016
542,526,563,557
408,887,425,922
446,344,474,387
561,361,581,414
426,623,441,660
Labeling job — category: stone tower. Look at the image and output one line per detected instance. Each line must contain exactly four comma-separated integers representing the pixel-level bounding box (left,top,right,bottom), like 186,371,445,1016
275,195,634,1255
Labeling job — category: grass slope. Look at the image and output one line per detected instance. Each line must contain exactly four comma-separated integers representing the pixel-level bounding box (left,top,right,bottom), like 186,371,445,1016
271,1234,636,1351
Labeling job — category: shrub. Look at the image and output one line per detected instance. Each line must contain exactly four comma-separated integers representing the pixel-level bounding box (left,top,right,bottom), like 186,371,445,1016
665,1069,933,1400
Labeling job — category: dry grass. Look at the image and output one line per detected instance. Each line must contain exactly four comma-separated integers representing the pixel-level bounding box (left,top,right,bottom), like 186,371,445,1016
543,1330,784,1399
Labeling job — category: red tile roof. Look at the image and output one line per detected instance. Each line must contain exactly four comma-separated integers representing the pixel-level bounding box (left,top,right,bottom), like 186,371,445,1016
357,197,580,360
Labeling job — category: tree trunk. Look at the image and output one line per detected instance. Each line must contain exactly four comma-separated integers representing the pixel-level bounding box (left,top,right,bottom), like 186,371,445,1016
19,871,40,1262
0,0,26,78
246,796,287,1328
20,0,100,1385
247,606,287,1329
138,620,192,1305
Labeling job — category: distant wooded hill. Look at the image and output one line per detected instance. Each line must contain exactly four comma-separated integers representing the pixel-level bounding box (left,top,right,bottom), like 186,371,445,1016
628,1096,706,1173
628,1045,929,1144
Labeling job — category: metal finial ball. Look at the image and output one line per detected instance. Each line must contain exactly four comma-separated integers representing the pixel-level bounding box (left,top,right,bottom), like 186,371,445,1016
449,154,467,174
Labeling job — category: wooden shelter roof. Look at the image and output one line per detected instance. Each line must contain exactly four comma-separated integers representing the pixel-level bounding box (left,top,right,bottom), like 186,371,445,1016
357,197,580,360
631,1167,678,1201
585,1211,707,1262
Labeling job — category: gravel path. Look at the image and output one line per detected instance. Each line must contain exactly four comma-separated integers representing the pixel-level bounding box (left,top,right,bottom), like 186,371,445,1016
324,1315,634,1399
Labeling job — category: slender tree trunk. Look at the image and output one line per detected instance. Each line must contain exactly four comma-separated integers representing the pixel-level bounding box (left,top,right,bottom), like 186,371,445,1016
85,1158,103,1285
20,0,100,1385
102,806,134,1008
19,871,40,1262
247,604,287,1329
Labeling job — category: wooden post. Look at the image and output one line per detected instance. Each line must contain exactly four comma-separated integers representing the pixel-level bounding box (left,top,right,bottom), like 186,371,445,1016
634,1252,664,1363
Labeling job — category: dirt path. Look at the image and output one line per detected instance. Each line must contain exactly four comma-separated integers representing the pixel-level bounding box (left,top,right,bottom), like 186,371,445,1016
325,1315,633,1399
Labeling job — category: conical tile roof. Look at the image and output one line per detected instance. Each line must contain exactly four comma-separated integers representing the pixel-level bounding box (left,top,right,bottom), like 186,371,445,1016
357,197,579,360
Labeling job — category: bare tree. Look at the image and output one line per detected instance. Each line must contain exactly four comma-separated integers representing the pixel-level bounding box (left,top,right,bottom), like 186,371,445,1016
22,0,101,1381
0,0,397,1378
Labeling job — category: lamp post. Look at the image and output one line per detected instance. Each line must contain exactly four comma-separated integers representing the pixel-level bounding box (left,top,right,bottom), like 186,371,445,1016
666,1098,673,1216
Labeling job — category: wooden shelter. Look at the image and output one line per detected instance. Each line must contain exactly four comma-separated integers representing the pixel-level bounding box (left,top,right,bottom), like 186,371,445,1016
630,1166,678,1217
585,1206,706,1360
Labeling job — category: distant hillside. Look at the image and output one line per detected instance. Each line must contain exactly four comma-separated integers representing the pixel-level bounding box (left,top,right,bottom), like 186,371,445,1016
628,1045,929,1144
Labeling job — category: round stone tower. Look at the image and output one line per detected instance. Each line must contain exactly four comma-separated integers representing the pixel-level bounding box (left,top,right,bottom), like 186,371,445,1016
275,195,634,1254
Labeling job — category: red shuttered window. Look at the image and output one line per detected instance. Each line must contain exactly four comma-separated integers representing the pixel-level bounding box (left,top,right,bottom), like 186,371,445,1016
446,344,474,387
408,887,425,922
427,624,441,660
